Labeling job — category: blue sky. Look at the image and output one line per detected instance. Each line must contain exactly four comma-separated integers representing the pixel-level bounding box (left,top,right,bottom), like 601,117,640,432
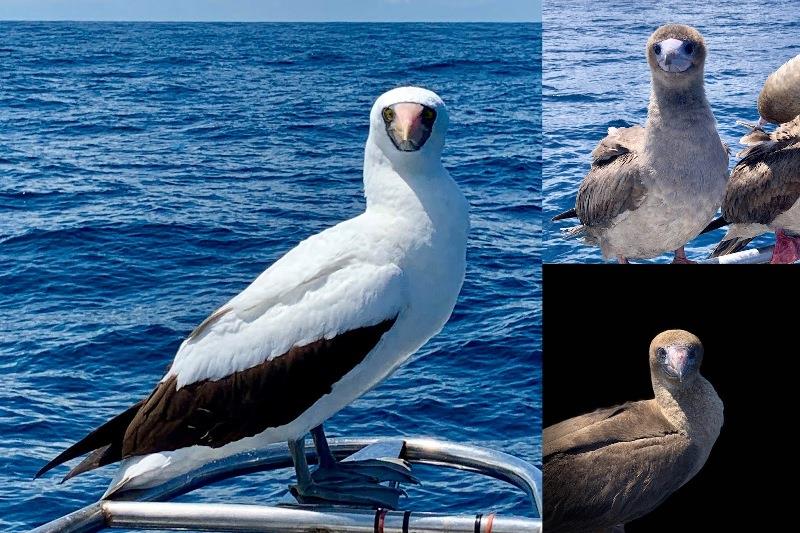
0,1,541,22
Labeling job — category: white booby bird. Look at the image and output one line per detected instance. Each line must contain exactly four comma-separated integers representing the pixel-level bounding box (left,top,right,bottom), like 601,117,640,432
711,54,800,263
553,24,729,263
36,86,470,509
544,330,723,533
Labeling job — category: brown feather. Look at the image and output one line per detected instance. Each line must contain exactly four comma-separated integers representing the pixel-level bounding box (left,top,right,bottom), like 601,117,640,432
35,400,144,479
723,118,800,225
576,126,647,229
38,318,396,481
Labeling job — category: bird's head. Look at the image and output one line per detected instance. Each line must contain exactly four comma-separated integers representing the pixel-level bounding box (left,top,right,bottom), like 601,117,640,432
758,53,800,125
647,24,706,87
649,329,704,388
368,86,448,165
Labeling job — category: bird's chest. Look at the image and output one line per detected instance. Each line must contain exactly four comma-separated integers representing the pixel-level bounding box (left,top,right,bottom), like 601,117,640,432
406,223,467,303
642,131,728,205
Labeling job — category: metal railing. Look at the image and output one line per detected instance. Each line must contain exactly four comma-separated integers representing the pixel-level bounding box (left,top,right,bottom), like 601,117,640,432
700,245,775,264
31,437,542,533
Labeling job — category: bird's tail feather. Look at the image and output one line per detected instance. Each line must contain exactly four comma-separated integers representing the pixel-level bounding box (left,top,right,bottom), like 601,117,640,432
35,400,143,481
552,207,577,222
710,237,754,258
699,216,728,236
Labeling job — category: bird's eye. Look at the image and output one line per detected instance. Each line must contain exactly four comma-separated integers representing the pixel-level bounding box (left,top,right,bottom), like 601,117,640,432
653,43,662,55
382,108,395,122
684,42,694,54
687,346,696,359
422,107,436,122
657,347,667,360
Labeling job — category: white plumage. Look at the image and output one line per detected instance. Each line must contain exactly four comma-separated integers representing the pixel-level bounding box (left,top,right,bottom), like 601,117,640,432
103,86,469,495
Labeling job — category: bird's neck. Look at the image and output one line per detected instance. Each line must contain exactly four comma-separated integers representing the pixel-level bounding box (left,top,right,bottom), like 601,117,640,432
653,376,722,445
362,141,453,219
646,77,713,133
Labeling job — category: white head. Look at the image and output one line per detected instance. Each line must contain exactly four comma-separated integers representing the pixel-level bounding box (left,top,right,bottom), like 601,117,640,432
366,86,449,173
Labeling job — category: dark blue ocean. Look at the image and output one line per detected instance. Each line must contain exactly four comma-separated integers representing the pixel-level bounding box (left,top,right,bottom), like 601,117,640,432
0,22,541,530
543,0,798,262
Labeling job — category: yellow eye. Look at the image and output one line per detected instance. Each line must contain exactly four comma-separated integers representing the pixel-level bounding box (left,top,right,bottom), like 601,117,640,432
422,108,436,121
382,108,395,122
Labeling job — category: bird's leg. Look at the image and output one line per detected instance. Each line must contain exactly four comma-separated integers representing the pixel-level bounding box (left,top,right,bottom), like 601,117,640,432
671,247,696,264
616,256,629,264
771,229,800,264
288,425,416,509
310,424,336,468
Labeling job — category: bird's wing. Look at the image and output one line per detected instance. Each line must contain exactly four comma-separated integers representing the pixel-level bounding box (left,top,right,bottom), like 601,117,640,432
122,223,407,456
543,400,675,458
544,400,694,532
576,126,648,228
41,221,408,476
722,127,800,226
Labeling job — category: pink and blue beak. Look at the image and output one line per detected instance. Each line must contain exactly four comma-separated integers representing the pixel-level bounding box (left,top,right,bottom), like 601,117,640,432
660,345,698,382
653,38,695,73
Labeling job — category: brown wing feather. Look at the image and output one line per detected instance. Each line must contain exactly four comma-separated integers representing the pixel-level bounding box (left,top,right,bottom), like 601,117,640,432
38,319,396,481
577,126,647,228
122,318,396,458
35,400,144,479
544,400,676,458
723,129,800,225
544,400,693,533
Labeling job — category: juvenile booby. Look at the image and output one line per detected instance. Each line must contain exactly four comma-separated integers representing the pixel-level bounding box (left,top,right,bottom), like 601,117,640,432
553,25,729,263
544,330,723,533
35,86,470,509
711,55,800,262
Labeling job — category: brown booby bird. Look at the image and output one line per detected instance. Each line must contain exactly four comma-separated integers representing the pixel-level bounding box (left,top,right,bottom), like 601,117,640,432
712,54,800,263
553,25,729,264
544,330,723,533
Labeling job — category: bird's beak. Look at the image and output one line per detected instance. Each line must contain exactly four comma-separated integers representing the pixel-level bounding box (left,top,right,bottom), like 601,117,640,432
663,346,690,382
390,103,426,151
656,38,693,73
394,103,424,141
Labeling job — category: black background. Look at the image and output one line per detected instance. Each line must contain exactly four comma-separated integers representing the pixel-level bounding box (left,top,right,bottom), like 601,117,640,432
543,265,793,532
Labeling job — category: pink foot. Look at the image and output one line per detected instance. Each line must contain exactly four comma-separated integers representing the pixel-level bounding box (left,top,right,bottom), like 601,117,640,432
771,229,800,264
617,256,629,264
671,247,696,264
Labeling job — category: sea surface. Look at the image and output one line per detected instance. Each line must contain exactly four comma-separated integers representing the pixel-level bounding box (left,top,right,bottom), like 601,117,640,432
0,22,541,531
543,0,798,262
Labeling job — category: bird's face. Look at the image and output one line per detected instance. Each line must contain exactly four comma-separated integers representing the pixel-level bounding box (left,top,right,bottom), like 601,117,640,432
381,102,437,152
650,330,704,385
646,24,706,82
652,38,695,73
369,86,448,162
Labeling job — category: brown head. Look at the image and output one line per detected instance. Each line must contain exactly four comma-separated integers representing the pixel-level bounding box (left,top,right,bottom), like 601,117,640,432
646,24,707,90
758,54,800,125
649,330,704,387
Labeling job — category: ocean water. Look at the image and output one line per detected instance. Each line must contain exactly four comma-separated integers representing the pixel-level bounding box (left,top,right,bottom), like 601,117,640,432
0,22,541,530
543,0,798,262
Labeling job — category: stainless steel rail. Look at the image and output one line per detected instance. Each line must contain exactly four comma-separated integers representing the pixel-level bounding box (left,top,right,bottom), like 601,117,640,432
699,245,775,264
31,437,542,533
